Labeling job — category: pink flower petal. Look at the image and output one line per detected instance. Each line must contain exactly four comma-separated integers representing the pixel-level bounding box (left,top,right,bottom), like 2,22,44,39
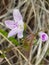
5,9,24,39
39,32,48,42
13,9,23,22
17,31,23,38
8,27,18,38
5,20,16,29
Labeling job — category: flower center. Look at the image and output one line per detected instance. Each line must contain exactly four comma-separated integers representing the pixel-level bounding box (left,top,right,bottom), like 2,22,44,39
42,34,45,40
13,23,18,28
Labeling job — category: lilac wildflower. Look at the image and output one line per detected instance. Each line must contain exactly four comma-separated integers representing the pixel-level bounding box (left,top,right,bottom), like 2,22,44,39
5,9,24,38
39,32,48,42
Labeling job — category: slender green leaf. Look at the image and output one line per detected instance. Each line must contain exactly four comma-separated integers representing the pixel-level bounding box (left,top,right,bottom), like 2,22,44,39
0,29,19,46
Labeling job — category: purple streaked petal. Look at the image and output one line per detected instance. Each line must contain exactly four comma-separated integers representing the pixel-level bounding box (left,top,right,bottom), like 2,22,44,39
39,32,48,42
5,20,16,29
13,9,23,22
41,33,48,42
8,27,18,38
17,31,23,38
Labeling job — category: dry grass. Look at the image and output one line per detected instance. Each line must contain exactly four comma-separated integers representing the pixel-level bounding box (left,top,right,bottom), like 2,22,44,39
0,0,49,65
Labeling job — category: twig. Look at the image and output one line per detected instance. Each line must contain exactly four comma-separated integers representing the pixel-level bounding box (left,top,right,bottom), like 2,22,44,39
0,51,12,65
0,33,32,65
35,39,42,63
35,39,49,65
